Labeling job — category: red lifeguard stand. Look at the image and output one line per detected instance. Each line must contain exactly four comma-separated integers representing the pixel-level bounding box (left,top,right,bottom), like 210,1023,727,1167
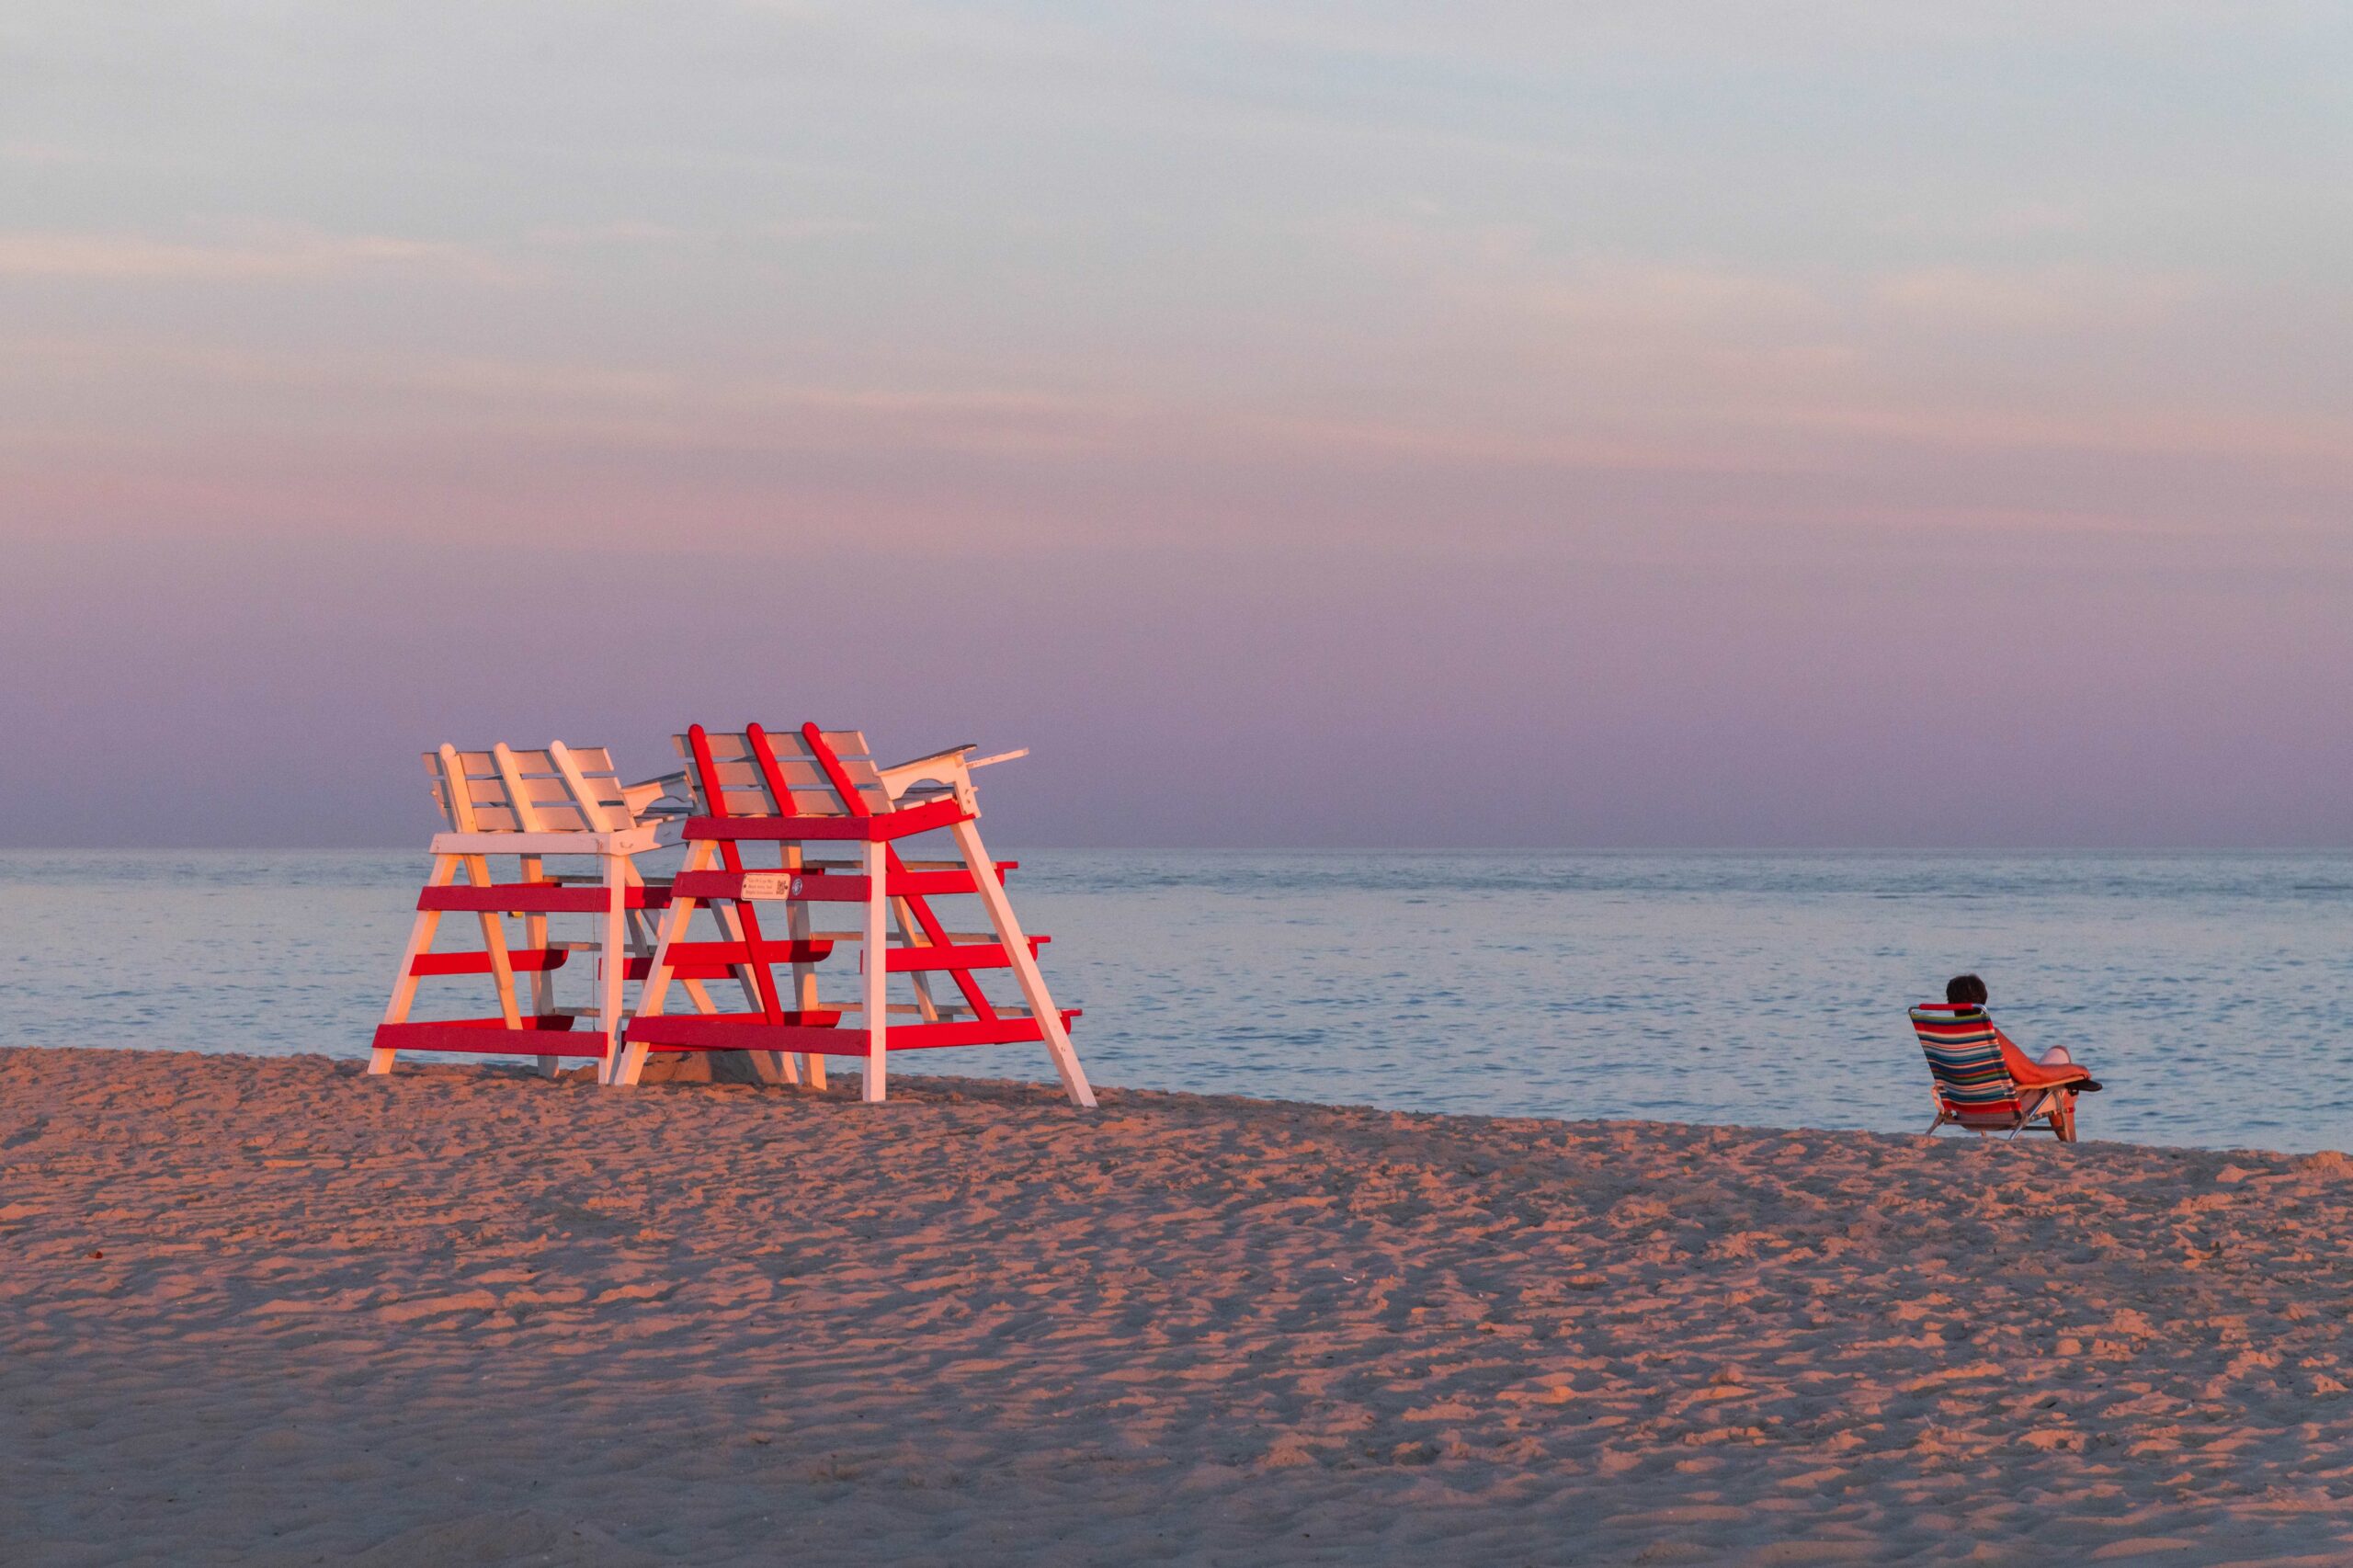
610,722,1094,1107
369,743,668,1077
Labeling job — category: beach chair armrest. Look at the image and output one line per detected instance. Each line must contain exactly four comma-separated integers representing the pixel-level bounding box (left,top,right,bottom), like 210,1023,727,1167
2007,1063,2092,1089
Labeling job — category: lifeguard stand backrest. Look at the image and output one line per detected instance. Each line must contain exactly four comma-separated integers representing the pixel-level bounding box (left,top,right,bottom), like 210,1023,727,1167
422,744,647,835
674,727,895,818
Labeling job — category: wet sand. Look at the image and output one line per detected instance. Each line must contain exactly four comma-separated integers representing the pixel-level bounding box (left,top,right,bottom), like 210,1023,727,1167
5,1045,2352,1566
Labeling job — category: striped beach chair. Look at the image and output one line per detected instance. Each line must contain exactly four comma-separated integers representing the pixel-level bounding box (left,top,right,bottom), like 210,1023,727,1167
1908,1003,2086,1141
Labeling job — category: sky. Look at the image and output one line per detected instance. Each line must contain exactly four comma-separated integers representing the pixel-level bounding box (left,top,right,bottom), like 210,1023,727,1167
3,2,2349,847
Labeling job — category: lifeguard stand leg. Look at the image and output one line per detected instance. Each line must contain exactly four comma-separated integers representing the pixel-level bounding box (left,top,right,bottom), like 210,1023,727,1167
371,854,458,1075
861,841,889,1103
460,852,524,1031
597,853,628,1083
949,818,1095,1108
709,899,798,1085
892,895,943,1023
784,846,824,1090
608,840,710,1085
521,853,559,1077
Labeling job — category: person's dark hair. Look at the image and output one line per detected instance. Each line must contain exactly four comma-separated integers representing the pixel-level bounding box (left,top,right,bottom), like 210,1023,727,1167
1946,973,1988,1006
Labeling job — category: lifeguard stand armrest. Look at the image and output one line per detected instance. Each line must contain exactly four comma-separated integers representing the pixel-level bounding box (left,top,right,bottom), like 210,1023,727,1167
881,744,980,773
872,745,1028,780
623,771,693,818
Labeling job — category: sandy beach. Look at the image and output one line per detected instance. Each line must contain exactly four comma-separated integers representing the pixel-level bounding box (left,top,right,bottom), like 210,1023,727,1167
6,1048,2353,1565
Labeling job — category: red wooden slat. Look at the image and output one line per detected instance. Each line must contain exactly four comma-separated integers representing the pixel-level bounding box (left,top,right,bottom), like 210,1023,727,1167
883,845,996,1021
409,948,571,977
880,937,1046,973
688,722,793,1028
800,722,872,817
678,796,970,842
420,883,605,914
745,722,813,816
372,1017,601,1057
623,1011,1078,1054
624,938,834,981
623,1011,846,1051
419,883,670,914
671,867,1006,903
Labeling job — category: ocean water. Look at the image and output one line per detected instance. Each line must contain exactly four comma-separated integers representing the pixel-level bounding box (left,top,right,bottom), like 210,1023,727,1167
3,849,2349,1153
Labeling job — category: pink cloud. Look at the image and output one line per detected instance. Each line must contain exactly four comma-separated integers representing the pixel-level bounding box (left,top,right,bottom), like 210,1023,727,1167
0,228,515,284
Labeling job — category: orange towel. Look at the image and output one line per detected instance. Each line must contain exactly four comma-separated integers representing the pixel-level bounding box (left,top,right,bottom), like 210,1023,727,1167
1999,1037,2088,1089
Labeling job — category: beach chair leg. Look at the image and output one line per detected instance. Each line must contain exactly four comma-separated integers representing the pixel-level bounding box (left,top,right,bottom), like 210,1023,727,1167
861,840,888,1103
949,819,1096,1108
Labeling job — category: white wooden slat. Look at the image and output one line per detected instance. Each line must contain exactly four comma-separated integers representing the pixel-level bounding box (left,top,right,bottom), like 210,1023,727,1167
700,757,842,790
753,728,818,759
492,745,545,834
678,728,824,761
437,746,481,833
861,840,887,1102
684,732,759,761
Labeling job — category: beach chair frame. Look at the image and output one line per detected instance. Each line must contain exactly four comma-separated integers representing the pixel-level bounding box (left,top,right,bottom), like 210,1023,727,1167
612,722,1094,1107
369,743,667,1078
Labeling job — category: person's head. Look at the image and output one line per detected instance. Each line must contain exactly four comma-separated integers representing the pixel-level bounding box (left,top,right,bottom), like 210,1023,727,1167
1946,972,1988,1006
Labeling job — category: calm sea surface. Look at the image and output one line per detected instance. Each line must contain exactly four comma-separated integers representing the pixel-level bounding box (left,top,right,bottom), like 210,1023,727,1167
5,849,2350,1153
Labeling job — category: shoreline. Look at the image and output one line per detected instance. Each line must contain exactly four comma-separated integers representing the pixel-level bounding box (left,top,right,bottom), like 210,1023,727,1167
8,1045,2353,1564
39,1035,2343,1162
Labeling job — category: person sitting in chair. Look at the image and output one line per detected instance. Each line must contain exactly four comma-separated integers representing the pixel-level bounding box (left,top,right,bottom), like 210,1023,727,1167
1946,972,2101,1141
